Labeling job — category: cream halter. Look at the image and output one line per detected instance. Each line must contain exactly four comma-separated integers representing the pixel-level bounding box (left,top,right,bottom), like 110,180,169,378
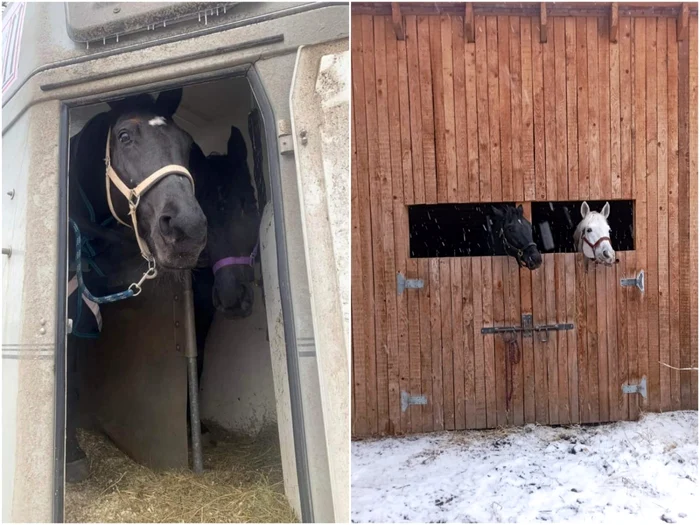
104,127,196,286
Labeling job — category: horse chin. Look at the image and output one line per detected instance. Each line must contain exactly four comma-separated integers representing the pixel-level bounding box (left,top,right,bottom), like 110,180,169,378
219,306,254,320
155,251,203,270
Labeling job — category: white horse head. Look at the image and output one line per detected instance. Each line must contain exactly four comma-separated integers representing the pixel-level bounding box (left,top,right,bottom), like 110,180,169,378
574,201,616,265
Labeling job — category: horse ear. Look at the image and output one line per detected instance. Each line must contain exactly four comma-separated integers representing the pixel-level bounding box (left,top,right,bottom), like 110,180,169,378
227,126,248,163
155,88,183,118
516,204,524,216
601,201,610,219
580,201,590,218
491,205,504,218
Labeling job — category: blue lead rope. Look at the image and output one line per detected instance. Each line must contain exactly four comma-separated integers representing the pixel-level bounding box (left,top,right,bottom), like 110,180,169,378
70,219,136,304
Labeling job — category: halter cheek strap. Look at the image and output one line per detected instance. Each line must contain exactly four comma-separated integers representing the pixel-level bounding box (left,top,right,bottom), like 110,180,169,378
499,228,537,268
105,127,195,262
212,241,259,274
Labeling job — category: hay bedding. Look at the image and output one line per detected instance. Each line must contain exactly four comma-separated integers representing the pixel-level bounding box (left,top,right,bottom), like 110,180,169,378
65,427,298,523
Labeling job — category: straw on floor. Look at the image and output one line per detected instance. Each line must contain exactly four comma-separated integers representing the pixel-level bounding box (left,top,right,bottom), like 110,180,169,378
65,427,298,523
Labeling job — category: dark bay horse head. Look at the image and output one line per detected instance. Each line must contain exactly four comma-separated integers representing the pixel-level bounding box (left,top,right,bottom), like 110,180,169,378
71,89,207,270
491,204,542,270
195,126,261,318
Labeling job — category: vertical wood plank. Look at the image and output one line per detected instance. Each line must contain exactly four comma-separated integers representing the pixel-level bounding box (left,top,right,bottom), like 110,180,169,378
487,16,503,201
565,254,580,423
610,17,622,199
420,257,433,431
627,251,640,420
406,16,425,205
543,18,557,200
374,18,399,434
532,258,548,423
475,15,492,202
498,16,513,201
596,266,610,422
361,15,381,435
430,16,447,204
508,258,524,426
461,258,475,429
520,262,536,424
616,252,630,420
633,17,649,412
620,17,633,200
576,18,590,198
418,16,437,204
493,257,508,426
689,16,698,409
565,18,579,200
440,258,455,430
554,18,568,200
482,259,497,428
678,15,691,408
575,255,590,422
521,18,536,201
586,261,600,422
656,19,671,413
555,253,570,424
544,255,559,424
667,17,682,412
510,17,524,202
599,16,612,198
429,258,444,430
442,15,458,204
451,259,464,430
386,17,411,433
452,16,469,203
606,258,620,422
587,17,601,200
351,15,368,435
646,17,661,414
533,16,546,201
465,23,481,202
472,258,487,428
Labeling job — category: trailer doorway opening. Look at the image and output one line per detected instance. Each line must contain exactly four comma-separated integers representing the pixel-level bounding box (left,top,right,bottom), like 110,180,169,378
63,76,297,523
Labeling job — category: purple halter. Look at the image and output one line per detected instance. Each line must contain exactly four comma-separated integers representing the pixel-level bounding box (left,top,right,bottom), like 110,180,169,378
212,241,259,274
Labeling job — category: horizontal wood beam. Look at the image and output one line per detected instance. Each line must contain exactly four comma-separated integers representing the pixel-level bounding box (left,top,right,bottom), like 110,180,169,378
391,3,405,41
611,3,619,42
352,2,699,18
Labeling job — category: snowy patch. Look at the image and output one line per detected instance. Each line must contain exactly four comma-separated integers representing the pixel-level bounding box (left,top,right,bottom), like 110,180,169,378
148,116,167,126
352,412,698,523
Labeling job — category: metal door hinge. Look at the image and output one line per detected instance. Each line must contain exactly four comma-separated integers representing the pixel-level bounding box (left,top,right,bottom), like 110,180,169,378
397,272,424,295
622,376,647,399
66,318,74,335
401,391,427,412
620,270,644,292
277,119,294,156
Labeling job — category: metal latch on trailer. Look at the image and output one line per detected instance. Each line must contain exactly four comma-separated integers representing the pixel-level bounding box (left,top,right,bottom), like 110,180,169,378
481,313,574,342
401,390,427,412
620,270,644,292
622,376,647,399
396,272,424,295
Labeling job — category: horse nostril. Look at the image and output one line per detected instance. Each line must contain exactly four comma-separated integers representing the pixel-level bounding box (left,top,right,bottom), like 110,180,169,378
159,215,173,236
603,250,610,258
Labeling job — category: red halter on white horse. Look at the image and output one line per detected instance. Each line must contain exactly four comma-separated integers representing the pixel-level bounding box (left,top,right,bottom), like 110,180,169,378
574,201,617,267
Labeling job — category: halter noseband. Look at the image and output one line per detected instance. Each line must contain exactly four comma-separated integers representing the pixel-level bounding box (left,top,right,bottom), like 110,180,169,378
582,234,616,266
212,241,259,274
499,228,537,268
105,127,195,265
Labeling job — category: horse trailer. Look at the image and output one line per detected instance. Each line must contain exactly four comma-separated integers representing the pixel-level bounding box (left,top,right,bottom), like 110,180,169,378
2,2,349,522
351,2,698,438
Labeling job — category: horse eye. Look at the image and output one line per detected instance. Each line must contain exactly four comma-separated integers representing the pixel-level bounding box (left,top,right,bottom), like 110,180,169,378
587,228,592,233
118,131,131,144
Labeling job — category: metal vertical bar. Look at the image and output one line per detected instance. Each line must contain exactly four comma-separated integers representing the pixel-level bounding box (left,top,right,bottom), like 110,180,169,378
182,271,203,474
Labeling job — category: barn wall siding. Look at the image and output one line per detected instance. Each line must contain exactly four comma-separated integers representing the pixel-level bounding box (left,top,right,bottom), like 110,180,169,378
351,9,698,437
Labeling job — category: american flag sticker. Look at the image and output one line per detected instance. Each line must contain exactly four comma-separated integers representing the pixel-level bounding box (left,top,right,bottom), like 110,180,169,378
2,2,27,96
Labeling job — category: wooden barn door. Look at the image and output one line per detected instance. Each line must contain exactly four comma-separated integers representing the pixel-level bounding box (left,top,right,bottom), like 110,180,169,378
351,5,698,438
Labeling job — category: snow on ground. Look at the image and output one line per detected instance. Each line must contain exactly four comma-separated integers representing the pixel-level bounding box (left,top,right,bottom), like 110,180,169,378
352,411,698,523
